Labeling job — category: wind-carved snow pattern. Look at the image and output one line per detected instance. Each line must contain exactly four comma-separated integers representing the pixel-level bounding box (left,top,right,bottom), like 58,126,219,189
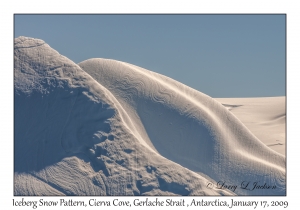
14,36,285,196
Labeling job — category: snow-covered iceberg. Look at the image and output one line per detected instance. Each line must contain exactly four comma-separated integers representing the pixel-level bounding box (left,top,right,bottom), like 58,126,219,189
14,36,285,195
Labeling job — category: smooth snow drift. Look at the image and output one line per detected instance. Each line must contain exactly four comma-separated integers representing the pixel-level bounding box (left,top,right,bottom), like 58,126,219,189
14,37,286,196
215,97,286,156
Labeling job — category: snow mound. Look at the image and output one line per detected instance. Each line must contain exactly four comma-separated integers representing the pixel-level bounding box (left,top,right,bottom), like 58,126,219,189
14,36,285,195
79,59,286,196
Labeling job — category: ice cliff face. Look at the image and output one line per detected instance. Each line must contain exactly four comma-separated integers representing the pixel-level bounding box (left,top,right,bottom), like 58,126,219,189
14,36,285,195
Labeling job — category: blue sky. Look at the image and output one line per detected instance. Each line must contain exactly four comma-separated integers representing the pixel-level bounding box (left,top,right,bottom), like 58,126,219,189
14,14,286,97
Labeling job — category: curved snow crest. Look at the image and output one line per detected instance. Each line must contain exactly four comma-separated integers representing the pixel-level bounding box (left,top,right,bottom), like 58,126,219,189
14,36,234,196
79,58,286,195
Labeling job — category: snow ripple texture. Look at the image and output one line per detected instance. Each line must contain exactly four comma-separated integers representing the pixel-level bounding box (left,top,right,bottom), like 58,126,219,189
14,37,285,196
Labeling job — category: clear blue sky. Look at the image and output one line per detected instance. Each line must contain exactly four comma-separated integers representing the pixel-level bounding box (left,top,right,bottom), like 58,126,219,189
14,14,286,97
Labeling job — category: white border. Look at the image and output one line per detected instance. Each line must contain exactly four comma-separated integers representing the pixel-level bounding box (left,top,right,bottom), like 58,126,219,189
2,0,299,208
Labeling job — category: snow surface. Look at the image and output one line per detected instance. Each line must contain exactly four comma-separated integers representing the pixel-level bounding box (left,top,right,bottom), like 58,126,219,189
14,36,285,196
215,97,286,156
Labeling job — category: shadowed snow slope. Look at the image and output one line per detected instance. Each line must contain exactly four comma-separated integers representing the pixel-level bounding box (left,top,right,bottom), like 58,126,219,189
14,37,285,196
